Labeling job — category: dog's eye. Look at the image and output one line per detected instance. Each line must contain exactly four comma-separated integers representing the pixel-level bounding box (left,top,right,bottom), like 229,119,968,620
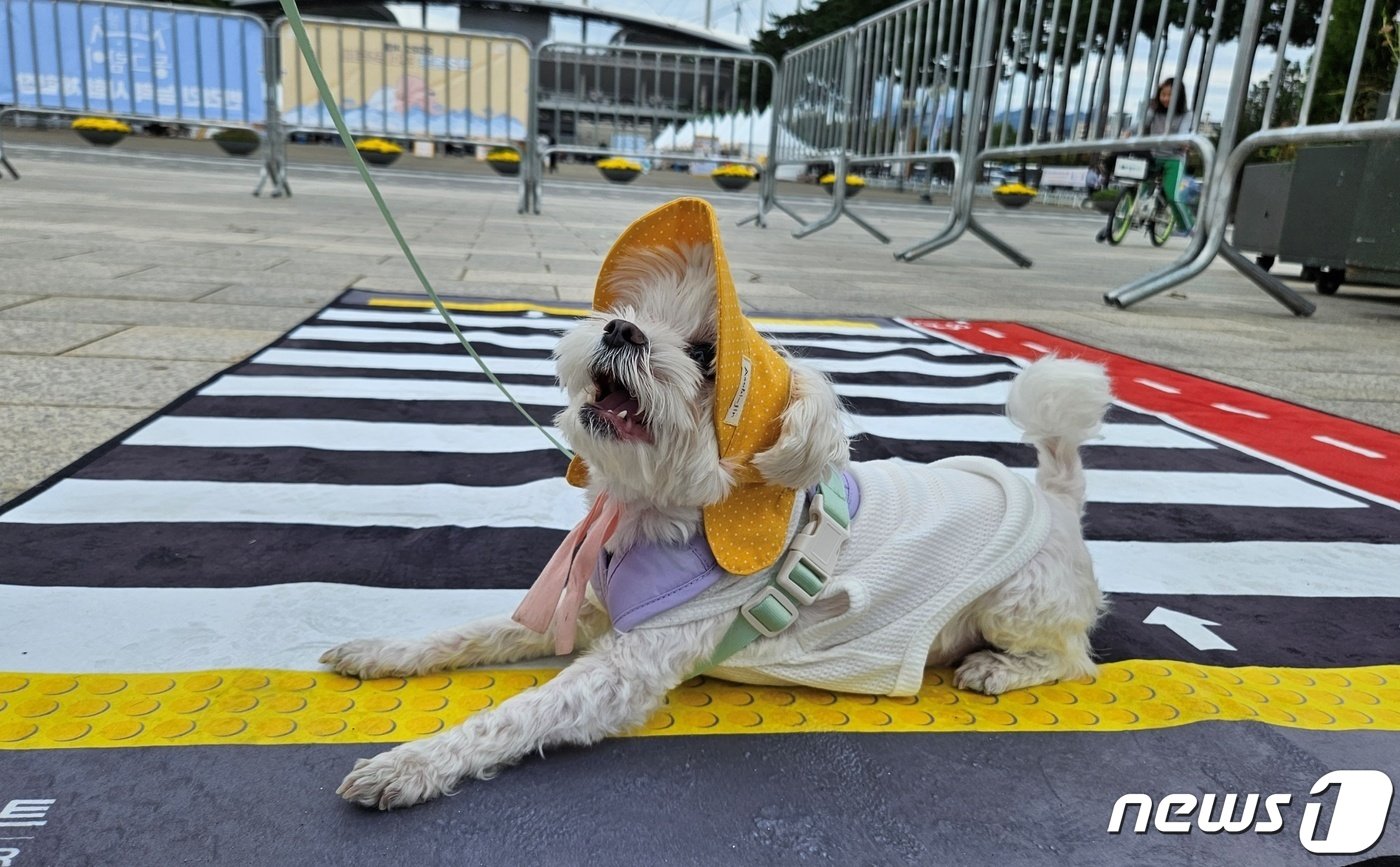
685,341,715,374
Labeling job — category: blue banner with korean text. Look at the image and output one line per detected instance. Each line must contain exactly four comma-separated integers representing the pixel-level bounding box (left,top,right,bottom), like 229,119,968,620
0,0,264,123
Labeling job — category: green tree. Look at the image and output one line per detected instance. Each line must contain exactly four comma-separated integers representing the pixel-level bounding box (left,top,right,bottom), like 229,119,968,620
1236,60,1306,161
1241,60,1307,131
751,0,897,65
1307,0,1398,122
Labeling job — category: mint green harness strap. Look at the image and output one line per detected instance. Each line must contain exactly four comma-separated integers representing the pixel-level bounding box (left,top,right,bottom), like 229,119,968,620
692,472,851,678
275,0,572,460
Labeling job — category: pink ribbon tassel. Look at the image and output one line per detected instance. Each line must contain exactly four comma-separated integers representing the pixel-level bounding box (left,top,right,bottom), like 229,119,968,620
512,493,620,655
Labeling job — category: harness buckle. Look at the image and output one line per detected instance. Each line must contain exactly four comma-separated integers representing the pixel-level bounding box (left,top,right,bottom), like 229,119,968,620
773,491,849,606
697,477,854,675
740,586,799,638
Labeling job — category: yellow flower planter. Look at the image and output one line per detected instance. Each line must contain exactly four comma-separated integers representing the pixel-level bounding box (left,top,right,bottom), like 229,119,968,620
487,148,521,176
819,173,865,198
356,138,404,167
712,164,757,191
72,117,131,147
993,183,1037,209
598,157,642,183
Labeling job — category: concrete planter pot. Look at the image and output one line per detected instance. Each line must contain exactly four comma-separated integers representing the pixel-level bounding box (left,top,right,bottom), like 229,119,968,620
601,167,641,184
359,150,401,167
213,135,260,157
713,175,753,192
994,192,1034,208
76,129,126,147
488,160,521,176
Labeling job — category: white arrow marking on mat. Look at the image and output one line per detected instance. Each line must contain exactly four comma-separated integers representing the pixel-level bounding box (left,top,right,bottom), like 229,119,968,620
1143,607,1237,652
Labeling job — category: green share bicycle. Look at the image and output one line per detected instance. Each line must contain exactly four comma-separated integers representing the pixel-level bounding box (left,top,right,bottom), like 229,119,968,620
1105,155,1177,247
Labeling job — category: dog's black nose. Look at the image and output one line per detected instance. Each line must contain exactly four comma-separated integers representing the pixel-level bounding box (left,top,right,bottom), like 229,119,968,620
602,318,647,349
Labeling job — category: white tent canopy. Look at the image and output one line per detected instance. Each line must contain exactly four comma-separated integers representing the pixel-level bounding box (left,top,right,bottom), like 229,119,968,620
649,107,774,158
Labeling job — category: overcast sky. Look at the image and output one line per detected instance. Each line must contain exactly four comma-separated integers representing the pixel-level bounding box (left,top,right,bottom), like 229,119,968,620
559,0,804,38
387,0,802,39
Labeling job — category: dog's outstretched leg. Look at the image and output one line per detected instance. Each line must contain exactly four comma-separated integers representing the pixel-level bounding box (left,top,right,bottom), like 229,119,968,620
336,621,708,810
320,604,611,679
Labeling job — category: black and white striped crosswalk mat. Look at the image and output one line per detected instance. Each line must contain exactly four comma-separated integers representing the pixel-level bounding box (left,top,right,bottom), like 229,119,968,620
2,290,1397,673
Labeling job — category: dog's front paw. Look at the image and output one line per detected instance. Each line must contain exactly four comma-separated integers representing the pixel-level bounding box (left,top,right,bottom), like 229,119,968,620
320,639,413,679
954,650,1018,695
336,747,457,810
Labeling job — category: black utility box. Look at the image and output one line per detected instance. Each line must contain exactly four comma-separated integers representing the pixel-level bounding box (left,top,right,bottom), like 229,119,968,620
1348,139,1400,284
1277,144,1369,272
1233,140,1400,294
1233,162,1293,261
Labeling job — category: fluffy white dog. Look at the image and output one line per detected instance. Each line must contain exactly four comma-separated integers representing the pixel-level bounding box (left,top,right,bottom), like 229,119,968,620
324,240,1111,811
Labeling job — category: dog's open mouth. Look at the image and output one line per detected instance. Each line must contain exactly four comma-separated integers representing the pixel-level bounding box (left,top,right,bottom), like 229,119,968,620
584,370,652,443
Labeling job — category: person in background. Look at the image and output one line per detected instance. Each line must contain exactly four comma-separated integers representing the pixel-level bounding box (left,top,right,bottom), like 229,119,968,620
546,133,557,173
1097,79,1195,242
1147,77,1191,136
1146,77,1195,234
1085,161,1103,194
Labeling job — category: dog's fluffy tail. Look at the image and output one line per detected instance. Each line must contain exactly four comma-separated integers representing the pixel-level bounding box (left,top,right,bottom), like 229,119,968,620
1005,357,1112,512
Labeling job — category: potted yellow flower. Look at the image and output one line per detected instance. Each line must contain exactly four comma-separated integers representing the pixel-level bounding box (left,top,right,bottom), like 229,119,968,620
486,147,521,176
356,138,404,167
711,163,757,192
819,173,865,198
72,117,131,147
597,156,642,183
993,182,1037,209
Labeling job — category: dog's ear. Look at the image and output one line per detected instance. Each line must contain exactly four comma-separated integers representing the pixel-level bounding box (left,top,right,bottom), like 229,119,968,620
752,360,849,491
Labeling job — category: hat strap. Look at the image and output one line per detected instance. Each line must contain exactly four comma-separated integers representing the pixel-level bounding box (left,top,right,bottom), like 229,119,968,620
512,493,620,655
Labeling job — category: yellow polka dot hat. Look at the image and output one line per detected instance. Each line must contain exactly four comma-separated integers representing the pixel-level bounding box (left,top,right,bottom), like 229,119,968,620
566,197,795,576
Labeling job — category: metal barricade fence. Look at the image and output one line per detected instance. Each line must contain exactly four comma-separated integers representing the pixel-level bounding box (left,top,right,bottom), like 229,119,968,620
886,0,1398,314
766,28,853,232
768,0,986,247
0,0,281,193
896,0,1235,281
275,16,531,205
522,42,777,220
1119,0,1400,313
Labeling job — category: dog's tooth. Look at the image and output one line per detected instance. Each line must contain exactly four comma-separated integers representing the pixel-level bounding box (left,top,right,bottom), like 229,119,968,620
617,410,628,419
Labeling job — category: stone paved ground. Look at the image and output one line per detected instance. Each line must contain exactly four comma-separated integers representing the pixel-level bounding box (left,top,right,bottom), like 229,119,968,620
2,133,1397,504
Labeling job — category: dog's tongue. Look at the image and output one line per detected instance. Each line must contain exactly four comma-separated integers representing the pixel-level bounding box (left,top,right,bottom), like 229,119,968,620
593,389,648,442
596,390,639,415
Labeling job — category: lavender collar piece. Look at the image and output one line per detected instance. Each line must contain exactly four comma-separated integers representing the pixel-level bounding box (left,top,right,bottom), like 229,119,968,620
593,473,862,632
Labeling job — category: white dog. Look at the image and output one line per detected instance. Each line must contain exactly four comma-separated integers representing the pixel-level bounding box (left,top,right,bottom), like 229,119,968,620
324,239,1111,811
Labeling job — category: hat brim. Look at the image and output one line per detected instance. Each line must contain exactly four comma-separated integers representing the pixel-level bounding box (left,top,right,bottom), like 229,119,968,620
571,197,795,575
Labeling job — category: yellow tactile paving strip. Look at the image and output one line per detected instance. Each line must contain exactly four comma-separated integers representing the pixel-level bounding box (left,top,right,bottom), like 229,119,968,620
1,661,1397,750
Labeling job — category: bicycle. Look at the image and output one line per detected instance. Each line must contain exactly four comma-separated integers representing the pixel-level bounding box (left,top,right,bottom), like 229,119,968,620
1104,155,1175,247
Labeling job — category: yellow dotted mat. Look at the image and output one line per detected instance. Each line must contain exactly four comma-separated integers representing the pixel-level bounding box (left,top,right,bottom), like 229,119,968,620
364,296,881,330
1,661,1396,750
